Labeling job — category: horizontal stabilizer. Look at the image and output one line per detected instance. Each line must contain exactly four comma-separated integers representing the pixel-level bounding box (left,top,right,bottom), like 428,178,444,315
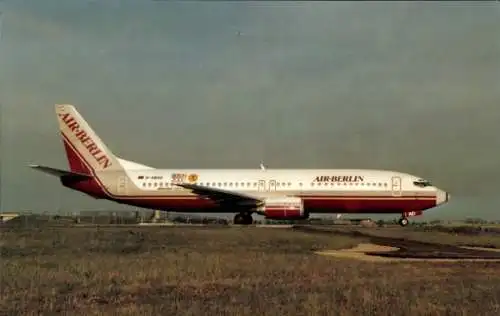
29,164,92,180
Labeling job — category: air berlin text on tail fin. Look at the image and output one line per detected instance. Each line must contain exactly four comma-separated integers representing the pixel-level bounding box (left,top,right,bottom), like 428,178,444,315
58,112,112,169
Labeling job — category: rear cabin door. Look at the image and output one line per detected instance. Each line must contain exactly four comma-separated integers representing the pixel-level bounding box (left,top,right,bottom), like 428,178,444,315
117,176,128,195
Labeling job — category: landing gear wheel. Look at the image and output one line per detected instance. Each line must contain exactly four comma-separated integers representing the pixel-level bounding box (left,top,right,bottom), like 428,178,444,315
399,217,409,227
233,213,253,225
243,214,253,225
234,213,244,225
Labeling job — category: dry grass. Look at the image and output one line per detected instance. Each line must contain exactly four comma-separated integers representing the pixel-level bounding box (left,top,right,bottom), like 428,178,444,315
1,226,500,315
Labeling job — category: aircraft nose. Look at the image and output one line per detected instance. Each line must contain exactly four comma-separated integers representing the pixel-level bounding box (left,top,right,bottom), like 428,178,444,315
436,189,449,205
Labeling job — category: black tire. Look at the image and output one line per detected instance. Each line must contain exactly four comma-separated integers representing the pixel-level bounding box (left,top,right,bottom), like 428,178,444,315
234,213,245,225
243,214,253,225
399,218,409,227
234,213,253,225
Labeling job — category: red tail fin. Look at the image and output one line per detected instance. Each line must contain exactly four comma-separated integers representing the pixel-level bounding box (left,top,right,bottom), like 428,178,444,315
55,104,122,174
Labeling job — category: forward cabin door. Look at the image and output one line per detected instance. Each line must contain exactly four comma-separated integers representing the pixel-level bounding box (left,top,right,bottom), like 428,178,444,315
391,176,402,197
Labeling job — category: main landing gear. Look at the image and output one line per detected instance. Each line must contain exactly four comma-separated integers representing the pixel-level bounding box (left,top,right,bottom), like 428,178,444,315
398,217,409,227
233,212,253,225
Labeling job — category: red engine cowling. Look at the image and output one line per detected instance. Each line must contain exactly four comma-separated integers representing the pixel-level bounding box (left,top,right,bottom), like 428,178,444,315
257,197,308,220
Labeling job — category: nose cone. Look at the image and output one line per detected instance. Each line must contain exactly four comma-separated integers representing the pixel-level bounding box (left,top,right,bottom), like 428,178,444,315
436,189,450,205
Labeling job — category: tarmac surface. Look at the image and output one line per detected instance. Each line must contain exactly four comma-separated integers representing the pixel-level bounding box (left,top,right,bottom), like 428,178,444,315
293,225,500,261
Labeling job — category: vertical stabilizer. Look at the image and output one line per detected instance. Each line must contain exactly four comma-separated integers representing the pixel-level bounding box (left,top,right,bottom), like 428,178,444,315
55,104,122,174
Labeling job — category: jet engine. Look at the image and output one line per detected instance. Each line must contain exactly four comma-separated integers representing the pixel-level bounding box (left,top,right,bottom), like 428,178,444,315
256,197,308,220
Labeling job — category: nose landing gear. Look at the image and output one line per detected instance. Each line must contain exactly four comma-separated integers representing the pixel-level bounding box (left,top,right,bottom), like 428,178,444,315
398,217,409,227
398,211,422,227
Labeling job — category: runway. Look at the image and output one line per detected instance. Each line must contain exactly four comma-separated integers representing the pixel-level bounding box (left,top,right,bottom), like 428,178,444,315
315,243,500,262
294,225,500,262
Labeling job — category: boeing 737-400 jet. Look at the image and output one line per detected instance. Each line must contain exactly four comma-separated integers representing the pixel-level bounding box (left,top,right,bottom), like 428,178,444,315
30,104,450,227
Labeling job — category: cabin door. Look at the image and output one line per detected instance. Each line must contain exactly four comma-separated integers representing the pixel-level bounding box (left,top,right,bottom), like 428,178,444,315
257,180,267,192
391,176,402,197
268,180,277,191
117,176,128,195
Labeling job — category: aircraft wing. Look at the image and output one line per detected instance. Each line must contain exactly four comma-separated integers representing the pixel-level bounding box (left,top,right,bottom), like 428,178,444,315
174,183,263,206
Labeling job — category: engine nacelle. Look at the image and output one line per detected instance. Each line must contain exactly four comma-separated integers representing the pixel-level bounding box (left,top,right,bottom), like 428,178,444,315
256,197,308,220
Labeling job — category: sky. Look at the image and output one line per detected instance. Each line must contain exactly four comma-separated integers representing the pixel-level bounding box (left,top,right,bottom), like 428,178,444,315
0,1,499,220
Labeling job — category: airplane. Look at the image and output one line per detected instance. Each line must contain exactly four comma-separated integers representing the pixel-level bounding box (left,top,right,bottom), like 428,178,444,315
29,104,450,227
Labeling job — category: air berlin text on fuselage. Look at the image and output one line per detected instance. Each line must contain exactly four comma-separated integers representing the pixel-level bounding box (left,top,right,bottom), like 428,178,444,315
58,113,112,169
314,176,364,182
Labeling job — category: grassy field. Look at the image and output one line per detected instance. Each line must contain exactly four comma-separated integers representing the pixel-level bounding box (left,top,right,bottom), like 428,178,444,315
1,226,500,315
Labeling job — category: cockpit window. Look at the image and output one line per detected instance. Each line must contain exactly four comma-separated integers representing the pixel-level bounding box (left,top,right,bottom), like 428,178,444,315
413,179,432,187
